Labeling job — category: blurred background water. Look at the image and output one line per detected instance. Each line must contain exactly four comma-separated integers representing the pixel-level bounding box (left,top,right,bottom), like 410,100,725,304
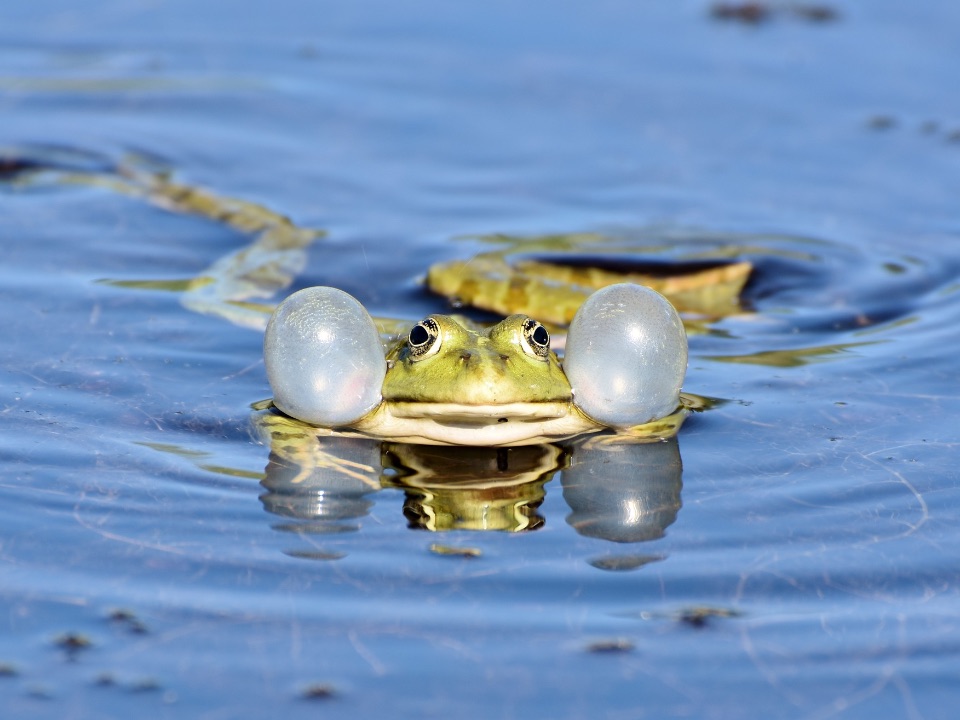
2,1,960,718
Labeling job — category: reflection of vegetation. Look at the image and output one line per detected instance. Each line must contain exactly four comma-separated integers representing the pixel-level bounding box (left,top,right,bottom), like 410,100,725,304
252,409,380,488
6,148,323,330
705,340,882,367
135,440,263,479
429,544,483,558
97,278,205,292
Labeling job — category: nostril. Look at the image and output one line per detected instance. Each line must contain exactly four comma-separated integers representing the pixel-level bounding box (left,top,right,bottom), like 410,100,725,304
460,351,472,362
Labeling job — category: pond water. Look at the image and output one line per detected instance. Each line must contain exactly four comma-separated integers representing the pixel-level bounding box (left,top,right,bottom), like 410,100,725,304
2,2,960,718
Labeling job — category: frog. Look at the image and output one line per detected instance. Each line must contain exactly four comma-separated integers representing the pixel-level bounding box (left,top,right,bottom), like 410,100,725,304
262,280,690,446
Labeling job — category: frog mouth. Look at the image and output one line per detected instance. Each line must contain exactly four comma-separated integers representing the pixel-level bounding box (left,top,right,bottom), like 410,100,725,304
387,401,572,423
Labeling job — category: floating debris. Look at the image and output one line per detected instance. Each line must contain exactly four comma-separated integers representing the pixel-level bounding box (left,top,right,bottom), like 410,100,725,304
106,608,149,635
54,632,93,657
617,605,744,628
710,2,769,23
867,115,897,131
301,682,336,700
586,638,635,654
429,543,483,558
677,606,743,628
710,2,838,24
792,4,838,22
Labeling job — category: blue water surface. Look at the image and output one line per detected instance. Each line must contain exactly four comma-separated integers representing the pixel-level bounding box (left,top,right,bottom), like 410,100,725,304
2,2,960,718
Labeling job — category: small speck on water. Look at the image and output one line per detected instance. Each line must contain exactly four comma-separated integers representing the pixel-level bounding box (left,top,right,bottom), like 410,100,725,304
867,115,896,131
130,677,162,693
54,632,92,654
586,638,635,654
429,543,482,558
792,4,837,22
107,608,149,634
27,685,54,700
94,672,115,687
0,662,19,677
710,2,769,23
677,606,742,628
301,683,336,700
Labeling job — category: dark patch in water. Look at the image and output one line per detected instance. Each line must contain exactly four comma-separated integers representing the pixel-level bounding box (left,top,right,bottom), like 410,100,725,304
586,638,635,654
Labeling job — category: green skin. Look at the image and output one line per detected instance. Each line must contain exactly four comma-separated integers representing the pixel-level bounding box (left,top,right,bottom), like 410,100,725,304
383,314,571,406
351,314,604,447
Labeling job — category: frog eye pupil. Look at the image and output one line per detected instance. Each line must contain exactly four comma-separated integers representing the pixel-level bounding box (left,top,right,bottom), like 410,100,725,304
408,318,440,359
532,324,549,347
521,318,550,359
409,324,430,347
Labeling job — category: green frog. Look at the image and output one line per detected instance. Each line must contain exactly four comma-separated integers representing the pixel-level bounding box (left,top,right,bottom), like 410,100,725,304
263,281,690,446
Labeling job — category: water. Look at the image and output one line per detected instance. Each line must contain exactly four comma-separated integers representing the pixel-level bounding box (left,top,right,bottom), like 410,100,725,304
2,2,960,717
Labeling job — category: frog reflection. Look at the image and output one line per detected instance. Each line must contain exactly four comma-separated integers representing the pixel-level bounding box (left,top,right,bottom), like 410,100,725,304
256,411,683,545
381,444,566,532
259,434,381,535
562,438,682,543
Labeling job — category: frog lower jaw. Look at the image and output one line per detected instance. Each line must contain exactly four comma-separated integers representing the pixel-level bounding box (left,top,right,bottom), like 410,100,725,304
387,401,572,421
351,403,600,447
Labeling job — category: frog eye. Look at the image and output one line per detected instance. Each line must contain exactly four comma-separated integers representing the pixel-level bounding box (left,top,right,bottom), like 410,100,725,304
564,284,687,428
408,317,441,359
264,287,385,427
520,318,551,360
